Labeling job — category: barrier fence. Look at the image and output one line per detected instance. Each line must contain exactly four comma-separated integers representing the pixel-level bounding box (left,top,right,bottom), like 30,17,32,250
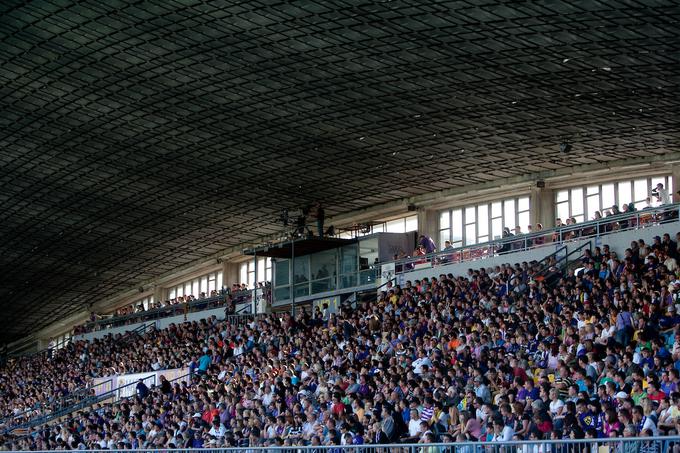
6,436,680,453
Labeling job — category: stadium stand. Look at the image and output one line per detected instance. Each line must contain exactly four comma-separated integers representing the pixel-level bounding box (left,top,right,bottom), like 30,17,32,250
1,2,679,452
2,209,680,451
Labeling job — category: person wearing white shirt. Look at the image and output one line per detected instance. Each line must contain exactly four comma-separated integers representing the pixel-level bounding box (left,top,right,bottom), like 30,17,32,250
412,351,432,375
491,419,514,442
549,388,565,417
408,409,421,437
653,183,671,205
209,420,227,438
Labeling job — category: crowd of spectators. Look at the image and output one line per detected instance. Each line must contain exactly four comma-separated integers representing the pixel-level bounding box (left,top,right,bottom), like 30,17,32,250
1,226,680,451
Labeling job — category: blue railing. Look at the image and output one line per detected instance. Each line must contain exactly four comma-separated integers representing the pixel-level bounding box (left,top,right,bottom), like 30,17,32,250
5,436,680,452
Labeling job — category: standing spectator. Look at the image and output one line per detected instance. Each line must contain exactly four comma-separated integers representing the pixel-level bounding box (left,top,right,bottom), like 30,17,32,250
418,235,437,254
314,202,325,238
653,183,671,205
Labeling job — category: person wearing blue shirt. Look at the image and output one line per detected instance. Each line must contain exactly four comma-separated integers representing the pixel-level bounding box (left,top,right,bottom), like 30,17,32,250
198,350,211,375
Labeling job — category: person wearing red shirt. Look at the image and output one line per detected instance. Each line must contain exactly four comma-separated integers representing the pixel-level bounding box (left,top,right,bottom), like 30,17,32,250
331,393,346,416
646,381,666,403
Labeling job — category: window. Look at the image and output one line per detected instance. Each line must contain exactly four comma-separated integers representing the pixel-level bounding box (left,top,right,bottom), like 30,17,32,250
168,270,223,299
439,196,531,247
384,215,418,233
554,175,672,223
239,258,272,289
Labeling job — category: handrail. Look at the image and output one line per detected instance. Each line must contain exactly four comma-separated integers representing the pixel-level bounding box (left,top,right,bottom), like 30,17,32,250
0,322,157,432
376,276,396,291
0,372,113,429
6,435,680,451
76,294,230,334
3,374,158,434
391,202,679,274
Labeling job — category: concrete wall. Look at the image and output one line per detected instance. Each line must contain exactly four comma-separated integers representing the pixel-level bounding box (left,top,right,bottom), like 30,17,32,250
398,219,680,283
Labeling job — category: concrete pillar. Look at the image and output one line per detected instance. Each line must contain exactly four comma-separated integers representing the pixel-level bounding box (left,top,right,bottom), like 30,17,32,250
530,186,556,228
672,164,680,203
223,261,240,288
153,286,165,303
417,208,440,248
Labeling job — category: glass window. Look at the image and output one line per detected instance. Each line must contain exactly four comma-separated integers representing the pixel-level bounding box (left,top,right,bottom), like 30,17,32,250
556,190,569,202
586,185,599,196
556,202,570,222
586,195,600,220
200,276,208,294
518,211,530,232
372,224,384,233
503,199,515,229
465,224,476,245
405,215,418,232
169,288,176,300
192,279,199,297
217,271,223,290
340,244,358,275
667,176,673,194
311,249,336,282
477,204,489,237
618,181,632,206
451,209,463,242
465,206,476,223
571,188,583,217
439,211,450,229
518,196,530,212
439,229,450,245
294,256,310,285
385,219,404,233
634,179,648,203
492,218,503,239
601,183,615,211
491,201,502,217
274,259,289,286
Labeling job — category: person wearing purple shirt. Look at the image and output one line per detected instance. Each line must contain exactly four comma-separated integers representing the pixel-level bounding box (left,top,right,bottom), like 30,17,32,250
418,235,437,254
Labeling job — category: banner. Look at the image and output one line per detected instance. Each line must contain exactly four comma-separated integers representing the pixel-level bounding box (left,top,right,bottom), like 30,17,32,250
313,295,339,314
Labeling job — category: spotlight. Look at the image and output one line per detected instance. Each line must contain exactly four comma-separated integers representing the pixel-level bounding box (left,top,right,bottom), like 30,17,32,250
559,143,572,153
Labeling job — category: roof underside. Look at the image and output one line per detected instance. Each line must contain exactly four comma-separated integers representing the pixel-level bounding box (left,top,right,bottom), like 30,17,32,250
0,0,678,342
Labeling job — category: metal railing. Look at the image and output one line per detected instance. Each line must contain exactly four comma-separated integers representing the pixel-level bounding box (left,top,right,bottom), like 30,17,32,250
5,436,680,452
0,377,113,432
3,373,161,435
392,203,679,275
76,293,232,334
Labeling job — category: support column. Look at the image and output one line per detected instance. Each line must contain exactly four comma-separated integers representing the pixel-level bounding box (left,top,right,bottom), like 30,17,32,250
672,164,680,203
222,262,240,289
417,208,439,248
530,186,556,228
153,286,164,304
